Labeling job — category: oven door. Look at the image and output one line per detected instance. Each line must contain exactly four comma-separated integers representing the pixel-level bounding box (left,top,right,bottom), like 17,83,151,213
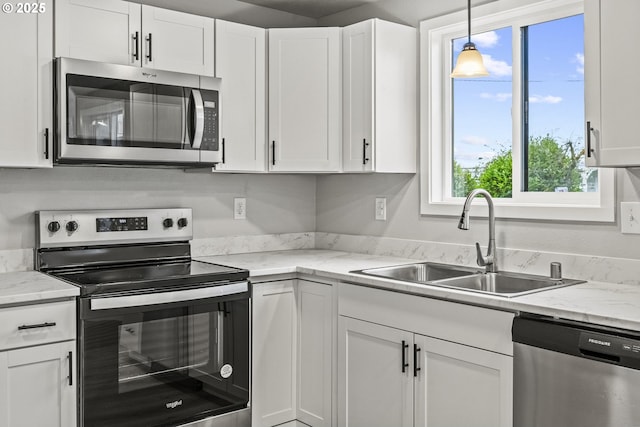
78,282,250,427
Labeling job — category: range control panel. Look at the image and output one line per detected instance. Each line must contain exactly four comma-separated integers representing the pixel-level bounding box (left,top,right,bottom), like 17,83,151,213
36,208,192,248
96,217,148,232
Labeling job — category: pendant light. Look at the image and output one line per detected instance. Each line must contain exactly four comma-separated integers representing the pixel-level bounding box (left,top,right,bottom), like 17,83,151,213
451,0,489,78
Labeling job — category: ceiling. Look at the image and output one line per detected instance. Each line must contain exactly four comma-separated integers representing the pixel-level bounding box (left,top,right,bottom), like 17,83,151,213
237,0,382,18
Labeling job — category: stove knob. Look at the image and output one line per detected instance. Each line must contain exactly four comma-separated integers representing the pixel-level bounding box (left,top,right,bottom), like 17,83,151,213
66,221,78,233
47,221,60,233
177,218,188,228
163,218,174,228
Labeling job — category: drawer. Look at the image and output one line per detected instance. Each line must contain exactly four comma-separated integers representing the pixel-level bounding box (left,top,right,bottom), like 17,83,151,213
0,300,76,350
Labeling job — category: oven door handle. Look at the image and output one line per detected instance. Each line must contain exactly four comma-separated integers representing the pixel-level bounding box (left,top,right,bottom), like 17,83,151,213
90,281,248,310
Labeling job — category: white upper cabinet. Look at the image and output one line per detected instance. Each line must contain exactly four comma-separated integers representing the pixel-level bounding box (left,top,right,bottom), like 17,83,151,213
342,19,416,173
585,0,640,167
268,27,342,172
55,0,214,75
140,5,214,75
214,20,266,172
0,1,52,167
55,0,141,66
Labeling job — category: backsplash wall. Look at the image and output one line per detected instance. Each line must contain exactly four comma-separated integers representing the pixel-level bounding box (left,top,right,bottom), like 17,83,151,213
315,171,640,264
0,167,316,251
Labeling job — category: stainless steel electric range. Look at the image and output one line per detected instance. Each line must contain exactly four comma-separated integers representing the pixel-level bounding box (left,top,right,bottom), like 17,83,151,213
35,208,251,427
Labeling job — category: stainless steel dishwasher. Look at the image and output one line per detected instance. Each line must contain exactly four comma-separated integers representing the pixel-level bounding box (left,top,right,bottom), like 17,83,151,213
513,314,640,427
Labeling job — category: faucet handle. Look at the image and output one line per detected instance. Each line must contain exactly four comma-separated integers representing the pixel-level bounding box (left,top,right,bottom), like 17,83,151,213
475,242,488,266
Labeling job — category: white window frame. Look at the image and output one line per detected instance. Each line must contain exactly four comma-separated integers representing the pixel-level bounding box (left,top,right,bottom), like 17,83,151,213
420,0,615,222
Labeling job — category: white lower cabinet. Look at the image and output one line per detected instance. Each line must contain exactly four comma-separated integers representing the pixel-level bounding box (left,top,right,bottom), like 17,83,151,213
338,283,514,427
252,278,334,427
0,341,76,427
0,300,77,427
338,317,413,427
414,335,513,427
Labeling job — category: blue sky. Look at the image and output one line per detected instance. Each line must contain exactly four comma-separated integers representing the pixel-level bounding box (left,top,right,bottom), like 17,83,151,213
452,14,585,169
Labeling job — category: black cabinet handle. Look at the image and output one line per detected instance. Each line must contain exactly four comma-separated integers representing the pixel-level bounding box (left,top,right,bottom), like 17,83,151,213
221,138,226,164
44,128,49,160
18,321,56,330
401,340,409,373
272,141,276,166
132,31,139,61
413,344,421,377
68,351,73,386
146,33,152,61
586,121,594,158
363,138,370,165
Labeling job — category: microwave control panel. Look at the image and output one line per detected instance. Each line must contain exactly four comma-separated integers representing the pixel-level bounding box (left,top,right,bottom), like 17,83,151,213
200,90,219,152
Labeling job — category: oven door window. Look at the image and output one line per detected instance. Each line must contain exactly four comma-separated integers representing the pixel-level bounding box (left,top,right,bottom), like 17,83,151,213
81,298,249,427
67,74,188,149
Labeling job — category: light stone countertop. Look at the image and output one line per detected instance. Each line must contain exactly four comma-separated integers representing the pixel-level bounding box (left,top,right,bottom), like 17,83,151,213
2,248,639,332
0,271,79,307
196,249,640,332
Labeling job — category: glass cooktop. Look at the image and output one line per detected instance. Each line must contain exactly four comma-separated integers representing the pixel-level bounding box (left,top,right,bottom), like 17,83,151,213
49,260,248,296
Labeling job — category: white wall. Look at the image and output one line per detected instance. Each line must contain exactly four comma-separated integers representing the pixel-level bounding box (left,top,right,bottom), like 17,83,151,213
0,167,316,251
316,171,640,260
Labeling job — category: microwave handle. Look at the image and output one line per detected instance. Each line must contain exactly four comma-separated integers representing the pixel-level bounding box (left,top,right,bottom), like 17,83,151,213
189,89,205,149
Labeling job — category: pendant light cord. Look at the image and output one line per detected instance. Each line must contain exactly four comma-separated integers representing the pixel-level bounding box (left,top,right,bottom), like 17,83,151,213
467,0,472,44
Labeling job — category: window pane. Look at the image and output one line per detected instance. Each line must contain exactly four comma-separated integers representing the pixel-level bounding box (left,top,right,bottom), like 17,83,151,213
452,27,513,198
523,14,597,193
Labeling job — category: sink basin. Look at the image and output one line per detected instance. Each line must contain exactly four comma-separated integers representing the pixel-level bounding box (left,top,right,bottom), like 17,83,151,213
352,262,585,297
353,262,480,282
435,271,585,297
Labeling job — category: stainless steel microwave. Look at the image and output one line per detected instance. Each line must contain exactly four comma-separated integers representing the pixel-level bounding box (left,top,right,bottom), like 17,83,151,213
54,57,221,167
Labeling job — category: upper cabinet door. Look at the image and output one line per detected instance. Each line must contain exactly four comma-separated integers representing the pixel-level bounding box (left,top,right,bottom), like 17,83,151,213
343,19,417,173
585,0,640,167
0,1,52,167
55,0,142,66
55,1,214,75
141,5,214,75
214,20,266,172
268,27,342,172
342,20,374,172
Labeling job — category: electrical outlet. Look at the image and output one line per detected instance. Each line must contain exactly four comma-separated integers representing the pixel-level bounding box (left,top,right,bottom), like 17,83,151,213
375,197,387,221
234,198,247,220
621,202,640,234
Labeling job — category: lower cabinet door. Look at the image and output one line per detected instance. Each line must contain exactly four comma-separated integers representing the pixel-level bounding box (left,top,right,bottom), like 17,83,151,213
414,334,513,427
338,316,413,427
0,340,76,427
252,280,297,427
297,280,333,427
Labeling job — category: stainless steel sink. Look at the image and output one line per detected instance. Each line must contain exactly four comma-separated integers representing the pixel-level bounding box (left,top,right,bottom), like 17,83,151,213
353,262,480,283
352,262,585,297
434,271,585,297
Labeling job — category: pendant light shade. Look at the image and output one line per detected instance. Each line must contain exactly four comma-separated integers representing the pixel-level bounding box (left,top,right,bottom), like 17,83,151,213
451,0,489,78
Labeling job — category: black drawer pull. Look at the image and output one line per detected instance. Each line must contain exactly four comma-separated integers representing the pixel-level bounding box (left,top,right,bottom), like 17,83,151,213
413,344,421,377
18,322,56,330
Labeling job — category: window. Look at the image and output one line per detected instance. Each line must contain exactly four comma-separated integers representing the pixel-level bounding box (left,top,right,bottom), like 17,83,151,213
420,0,614,221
